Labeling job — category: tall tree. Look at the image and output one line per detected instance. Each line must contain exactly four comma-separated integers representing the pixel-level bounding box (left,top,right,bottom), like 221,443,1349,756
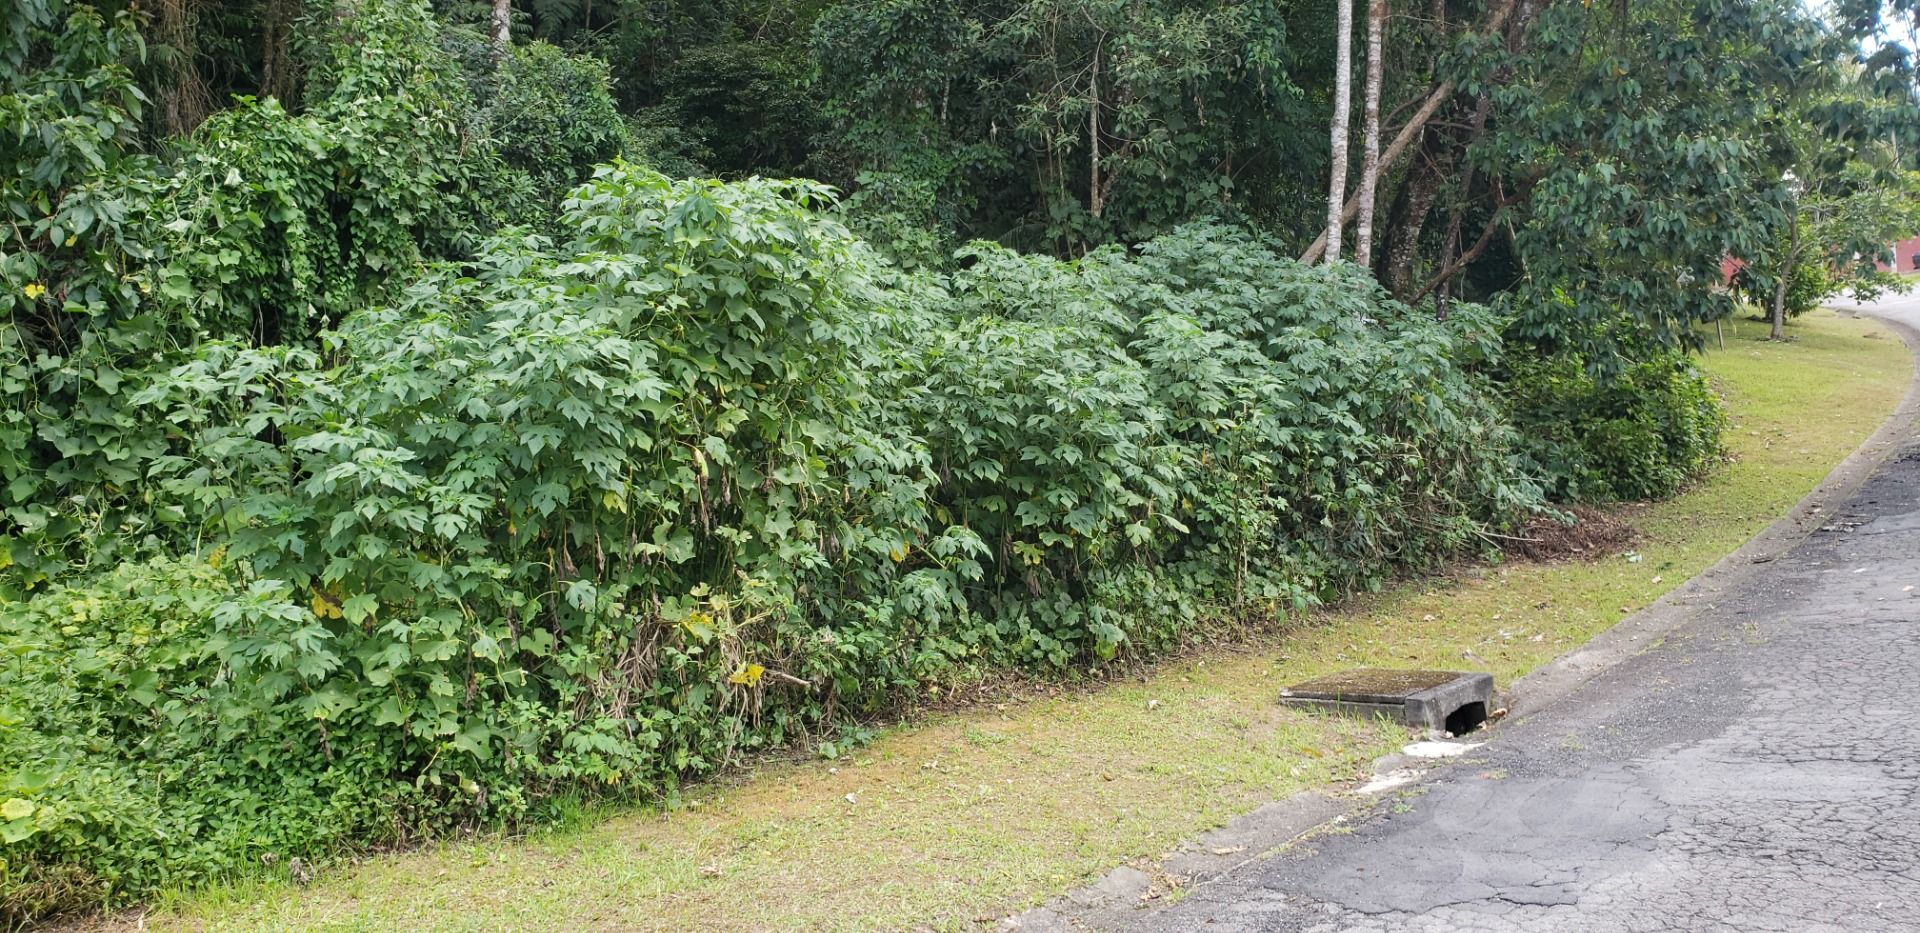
1354,0,1387,268
490,0,511,51
1832,0,1920,176
813,0,1301,257
1324,0,1354,262
1751,81,1920,337
1487,0,1807,368
1297,0,1521,266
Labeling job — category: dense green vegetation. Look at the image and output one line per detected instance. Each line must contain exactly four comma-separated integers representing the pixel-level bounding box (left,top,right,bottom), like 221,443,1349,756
136,310,1914,932
2,0,1915,919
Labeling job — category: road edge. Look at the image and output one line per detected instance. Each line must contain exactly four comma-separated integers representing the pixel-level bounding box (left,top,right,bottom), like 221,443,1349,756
1506,307,1920,720
1006,308,1920,931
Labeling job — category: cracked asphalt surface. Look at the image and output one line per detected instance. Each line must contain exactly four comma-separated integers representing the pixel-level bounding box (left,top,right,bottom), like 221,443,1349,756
1125,294,1920,933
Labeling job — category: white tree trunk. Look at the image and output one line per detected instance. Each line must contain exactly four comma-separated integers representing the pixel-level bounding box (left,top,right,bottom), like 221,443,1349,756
1299,80,1449,264
1298,0,1519,265
1355,0,1387,269
1325,0,1355,263
490,0,512,53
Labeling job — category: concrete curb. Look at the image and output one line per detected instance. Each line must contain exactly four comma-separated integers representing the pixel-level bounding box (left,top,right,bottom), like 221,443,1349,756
1003,793,1354,931
1006,308,1920,930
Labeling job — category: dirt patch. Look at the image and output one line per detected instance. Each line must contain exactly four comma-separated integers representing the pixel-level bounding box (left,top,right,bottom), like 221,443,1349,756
1505,505,1637,563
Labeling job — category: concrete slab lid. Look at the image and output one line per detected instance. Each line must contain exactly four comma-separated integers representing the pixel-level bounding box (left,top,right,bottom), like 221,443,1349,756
1278,669,1465,704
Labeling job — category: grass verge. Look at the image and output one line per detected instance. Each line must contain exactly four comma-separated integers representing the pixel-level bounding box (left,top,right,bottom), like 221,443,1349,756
118,308,1910,932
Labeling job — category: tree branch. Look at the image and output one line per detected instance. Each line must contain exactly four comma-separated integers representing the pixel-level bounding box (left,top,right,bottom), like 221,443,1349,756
1410,189,1518,302
1300,80,1455,264
1298,0,1520,265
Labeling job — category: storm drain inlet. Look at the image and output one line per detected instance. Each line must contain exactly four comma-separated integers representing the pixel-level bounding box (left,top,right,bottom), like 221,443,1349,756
1279,669,1494,733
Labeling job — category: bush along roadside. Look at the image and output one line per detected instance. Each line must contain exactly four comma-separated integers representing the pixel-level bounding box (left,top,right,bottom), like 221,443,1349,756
3,170,1728,920
0,174,1546,916
1503,347,1727,502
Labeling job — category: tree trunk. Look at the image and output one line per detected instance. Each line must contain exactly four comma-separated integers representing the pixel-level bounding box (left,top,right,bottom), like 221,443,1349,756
1325,0,1355,263
1355,0,1388,270
259,0,295,104
1383,140,1450,296
1429,92,1492,318
1088,38,1104,219
154,0,215,136
1300,81,1452,264
490,0,512,54
1298,0,1520,265
1771,212,1799,340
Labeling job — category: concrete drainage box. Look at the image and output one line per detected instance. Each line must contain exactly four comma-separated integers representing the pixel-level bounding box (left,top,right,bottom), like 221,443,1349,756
1279,669,1493,734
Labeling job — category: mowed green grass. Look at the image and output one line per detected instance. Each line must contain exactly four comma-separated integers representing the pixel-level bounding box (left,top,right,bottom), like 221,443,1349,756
124,309,1910,932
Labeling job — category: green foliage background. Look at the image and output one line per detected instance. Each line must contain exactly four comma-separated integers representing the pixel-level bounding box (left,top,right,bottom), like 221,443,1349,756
9,0,1907,918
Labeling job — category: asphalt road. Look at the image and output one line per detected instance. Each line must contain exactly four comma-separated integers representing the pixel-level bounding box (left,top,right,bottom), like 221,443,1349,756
1124,293,1920,932
1833,285,1920,324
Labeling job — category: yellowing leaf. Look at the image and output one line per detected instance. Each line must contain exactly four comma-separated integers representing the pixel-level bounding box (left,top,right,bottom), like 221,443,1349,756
1,798,33,821
727,663,766,686
310,592,343,620
681,610,715,637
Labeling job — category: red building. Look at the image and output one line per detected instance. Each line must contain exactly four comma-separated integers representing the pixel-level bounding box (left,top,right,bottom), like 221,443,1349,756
1723,235,1920,284
1886,235,1920,274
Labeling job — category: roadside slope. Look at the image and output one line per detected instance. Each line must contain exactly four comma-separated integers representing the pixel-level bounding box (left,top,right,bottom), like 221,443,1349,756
129,309,1910,932
1116,304,1920,932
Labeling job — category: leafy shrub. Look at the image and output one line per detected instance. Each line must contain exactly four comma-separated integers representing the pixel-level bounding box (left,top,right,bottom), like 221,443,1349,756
1505,350,1726,502
883,308,1184,663
860,225,1542,660
1731,252,1831,319
152,0,511,336
3,190,1544,917
1116,226,1540,588
838,170,952,268
473,40,634,216
902,226,1541,589
0,0,532,589
0,0,165,592
0,558,426,920
2,166,936,915
201,166,938,785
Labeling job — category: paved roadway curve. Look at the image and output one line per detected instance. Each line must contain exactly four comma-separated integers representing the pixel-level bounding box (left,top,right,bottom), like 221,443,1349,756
1125,292,1920,933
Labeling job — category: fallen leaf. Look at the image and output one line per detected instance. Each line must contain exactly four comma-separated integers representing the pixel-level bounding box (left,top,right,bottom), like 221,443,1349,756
1211,846,1247,856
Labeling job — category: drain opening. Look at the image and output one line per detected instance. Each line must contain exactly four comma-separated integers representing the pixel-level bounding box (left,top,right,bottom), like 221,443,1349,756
1446,701,1488,735
1279,669,1495,733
